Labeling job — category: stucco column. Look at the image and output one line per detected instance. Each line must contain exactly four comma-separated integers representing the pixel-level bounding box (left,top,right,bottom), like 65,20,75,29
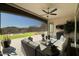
47,20,50,35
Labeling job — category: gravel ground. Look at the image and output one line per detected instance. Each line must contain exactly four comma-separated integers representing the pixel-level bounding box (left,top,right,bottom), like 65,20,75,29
10,35,41,56
10,38,24,56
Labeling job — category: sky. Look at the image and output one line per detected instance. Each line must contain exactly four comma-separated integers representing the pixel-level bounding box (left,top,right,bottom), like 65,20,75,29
1,12,43,28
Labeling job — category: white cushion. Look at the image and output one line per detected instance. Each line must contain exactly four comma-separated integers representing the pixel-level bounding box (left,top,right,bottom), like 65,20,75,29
60,35,64,41
29,41,38,47
23,38,30,42
39,44,47,51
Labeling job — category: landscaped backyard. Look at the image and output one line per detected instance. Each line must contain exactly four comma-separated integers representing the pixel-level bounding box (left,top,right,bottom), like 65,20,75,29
0,32,38,40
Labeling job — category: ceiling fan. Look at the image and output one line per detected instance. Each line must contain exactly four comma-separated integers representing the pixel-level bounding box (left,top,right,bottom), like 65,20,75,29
42,8,57,35
42,8,57,17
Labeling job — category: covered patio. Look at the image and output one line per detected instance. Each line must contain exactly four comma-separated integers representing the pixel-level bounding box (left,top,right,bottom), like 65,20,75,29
0,3,79,56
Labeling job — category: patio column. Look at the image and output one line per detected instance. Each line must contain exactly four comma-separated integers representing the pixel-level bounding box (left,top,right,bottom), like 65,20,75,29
47,15,50,36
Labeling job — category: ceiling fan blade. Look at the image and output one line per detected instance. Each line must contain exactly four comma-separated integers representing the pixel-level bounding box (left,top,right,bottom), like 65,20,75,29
50,8,57,13
50,13,57,15
40,14,47,16
42,10,48,14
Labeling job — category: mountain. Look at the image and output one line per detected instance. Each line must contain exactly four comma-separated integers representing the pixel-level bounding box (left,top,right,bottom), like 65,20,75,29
1,23,47,34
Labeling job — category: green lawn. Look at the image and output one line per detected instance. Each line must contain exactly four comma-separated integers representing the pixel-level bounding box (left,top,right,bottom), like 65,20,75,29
0,32,38,40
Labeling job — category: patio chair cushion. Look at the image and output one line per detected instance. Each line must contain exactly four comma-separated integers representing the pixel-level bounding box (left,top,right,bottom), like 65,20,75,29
3,46,16,55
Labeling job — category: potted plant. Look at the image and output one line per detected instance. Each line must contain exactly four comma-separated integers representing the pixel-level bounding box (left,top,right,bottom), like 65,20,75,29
1,35,11,48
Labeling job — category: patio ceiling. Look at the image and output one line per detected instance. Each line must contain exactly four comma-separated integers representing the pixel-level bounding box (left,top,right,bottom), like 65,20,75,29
8,3,77,23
